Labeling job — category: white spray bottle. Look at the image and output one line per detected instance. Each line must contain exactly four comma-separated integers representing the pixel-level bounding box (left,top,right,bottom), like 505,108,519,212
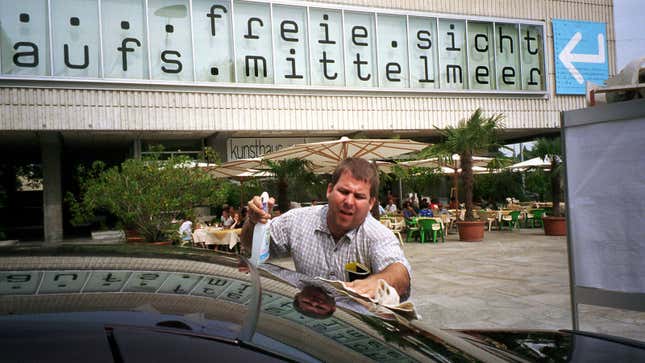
250,192,271,266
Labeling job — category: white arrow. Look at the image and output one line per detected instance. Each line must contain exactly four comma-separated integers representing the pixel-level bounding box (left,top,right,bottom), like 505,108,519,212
558,32,605,84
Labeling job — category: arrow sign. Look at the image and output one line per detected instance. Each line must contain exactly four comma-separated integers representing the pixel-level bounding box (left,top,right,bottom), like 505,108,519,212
558,32,606,84
552,19,608,95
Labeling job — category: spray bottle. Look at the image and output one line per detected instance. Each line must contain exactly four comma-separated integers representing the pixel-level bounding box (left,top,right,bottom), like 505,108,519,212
250,192,271,266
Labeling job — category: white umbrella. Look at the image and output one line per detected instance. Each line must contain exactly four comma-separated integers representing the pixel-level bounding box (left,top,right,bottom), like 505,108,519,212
205,158,264,178
398,155,496,203
310,160,398,174
506,156,557,172
258,136,429,164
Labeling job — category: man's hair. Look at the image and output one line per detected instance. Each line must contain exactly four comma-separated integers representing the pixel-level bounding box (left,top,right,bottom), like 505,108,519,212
330,158,379,198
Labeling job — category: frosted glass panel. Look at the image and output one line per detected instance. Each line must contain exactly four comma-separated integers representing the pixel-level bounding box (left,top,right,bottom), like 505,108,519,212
51,0,100,77
0,0,50,75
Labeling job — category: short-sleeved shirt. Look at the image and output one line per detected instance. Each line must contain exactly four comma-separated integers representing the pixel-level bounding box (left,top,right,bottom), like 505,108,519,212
269,205,412,282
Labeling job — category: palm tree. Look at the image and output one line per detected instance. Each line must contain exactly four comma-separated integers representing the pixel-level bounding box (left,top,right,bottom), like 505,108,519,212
532,137,563,217
265,159,315,212
431,108,505,222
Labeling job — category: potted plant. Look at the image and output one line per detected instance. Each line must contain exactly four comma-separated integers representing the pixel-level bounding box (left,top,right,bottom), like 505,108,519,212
533,137,566,236
431,108,505,241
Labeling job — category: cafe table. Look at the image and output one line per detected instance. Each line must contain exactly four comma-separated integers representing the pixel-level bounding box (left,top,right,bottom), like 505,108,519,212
193,227,242,250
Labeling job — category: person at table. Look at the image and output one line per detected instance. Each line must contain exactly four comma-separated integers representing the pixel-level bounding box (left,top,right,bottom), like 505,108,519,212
220,205,234,228
178,218,193,243
402,201,417,221
384,198,397,213
418,202,433,217
242,158,411,299
228,206,241,229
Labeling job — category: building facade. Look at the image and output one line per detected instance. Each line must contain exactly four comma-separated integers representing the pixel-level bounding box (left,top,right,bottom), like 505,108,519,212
0,0,615,241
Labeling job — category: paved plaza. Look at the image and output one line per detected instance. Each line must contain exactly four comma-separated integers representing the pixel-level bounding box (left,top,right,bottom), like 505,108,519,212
404,229,645,342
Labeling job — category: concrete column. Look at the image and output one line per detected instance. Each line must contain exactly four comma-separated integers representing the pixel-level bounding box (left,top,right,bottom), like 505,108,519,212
40,132,63,243
133,138,142,159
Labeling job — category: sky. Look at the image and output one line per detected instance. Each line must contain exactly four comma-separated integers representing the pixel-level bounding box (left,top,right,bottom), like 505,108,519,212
613,0,645,70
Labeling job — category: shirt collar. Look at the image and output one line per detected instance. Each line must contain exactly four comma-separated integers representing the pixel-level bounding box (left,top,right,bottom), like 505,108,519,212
314,205,359,242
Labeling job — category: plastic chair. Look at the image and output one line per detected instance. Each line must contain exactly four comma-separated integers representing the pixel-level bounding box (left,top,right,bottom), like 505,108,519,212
478,210,496,231
501,211,522,230
531,209,545,228
417,219,444,243
405,218,420,242
390,219,405,246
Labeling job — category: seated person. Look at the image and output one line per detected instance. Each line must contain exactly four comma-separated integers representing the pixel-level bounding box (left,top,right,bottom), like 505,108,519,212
229,206,241,229
221,207,234,228
385,198,397,213
418,206,433,217
178,218,193,243
243,158,411,299
402,201,417,220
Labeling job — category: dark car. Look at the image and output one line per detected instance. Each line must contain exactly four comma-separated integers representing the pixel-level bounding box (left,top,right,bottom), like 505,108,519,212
0,244,643,362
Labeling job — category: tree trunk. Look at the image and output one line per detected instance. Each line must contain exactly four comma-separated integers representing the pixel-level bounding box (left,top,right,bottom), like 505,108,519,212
277,177,290,212
551,160,561,217
462,152,475,221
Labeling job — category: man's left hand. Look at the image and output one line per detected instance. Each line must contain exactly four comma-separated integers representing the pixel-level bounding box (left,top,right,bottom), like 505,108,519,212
344,277,380,299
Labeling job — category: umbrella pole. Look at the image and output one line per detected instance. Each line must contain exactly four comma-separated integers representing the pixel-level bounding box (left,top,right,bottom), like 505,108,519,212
240,180,245,209
398,178,403,209
453,172,459,206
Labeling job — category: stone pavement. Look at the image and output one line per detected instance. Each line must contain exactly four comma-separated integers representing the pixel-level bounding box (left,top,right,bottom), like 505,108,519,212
275,228,645,342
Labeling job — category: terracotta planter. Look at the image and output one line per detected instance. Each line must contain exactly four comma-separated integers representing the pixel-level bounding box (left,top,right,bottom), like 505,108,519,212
543,216,567,236
457,221,486,242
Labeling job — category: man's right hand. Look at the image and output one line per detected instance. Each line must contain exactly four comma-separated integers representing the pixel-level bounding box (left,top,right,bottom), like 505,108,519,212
247,195,275,225
240,195,275,255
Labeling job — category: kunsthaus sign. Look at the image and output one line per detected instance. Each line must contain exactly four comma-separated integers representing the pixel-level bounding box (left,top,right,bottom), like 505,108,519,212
0,0,547,94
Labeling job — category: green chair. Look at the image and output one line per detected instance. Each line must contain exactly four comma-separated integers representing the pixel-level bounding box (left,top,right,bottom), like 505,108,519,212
417,218,444,243
405,218,420,242
501,211,521,230
531,209,545,228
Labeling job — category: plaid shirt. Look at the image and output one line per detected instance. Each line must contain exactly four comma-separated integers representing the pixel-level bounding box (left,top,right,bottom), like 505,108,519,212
269,205,412,282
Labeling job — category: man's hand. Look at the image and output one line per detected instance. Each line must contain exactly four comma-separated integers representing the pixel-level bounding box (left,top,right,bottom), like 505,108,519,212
240,195,275,254
247,195,275,224
344,276,381,299
345,263,410,300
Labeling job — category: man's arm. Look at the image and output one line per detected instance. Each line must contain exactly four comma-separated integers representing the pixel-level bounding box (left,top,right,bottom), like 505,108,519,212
344,262,410,300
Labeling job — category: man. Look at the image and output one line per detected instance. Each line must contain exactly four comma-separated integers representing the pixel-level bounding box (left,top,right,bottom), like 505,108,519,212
242,158,411,299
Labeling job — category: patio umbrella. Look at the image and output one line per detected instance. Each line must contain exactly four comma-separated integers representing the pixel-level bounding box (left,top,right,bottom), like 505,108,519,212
310,160,398,174
204,158,264,178
506,156,556,172
258,136,430,165
398,155,494,204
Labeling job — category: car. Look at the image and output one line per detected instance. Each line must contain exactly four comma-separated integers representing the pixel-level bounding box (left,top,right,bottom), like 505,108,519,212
1,244,644,362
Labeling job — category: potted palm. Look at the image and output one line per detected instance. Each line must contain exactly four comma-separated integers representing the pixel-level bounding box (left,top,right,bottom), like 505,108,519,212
432,108,505,241
533,137,566,236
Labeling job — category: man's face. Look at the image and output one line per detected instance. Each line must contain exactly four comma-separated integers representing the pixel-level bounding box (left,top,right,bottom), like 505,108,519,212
326,171,375,237
295,286,335,317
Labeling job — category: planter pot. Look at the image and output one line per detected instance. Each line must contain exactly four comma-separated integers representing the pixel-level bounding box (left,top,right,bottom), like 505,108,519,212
543,216,567,236
457,221,486,242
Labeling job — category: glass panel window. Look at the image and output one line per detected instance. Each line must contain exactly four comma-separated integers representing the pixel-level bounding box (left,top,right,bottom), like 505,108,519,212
51,0,100,78
273,5,308,85
192,0,233,82
148,0,194,81
438,19,466,90
344,11,376,88
0,0,50,76
520,24,545,91
309,8,344,87
467,21,495,90
102,0,149,79
376,14,408,88
495,23,521,91
233,1,273,84
408,16,438,89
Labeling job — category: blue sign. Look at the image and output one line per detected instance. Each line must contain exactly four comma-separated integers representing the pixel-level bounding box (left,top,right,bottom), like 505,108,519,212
552,19,608,95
